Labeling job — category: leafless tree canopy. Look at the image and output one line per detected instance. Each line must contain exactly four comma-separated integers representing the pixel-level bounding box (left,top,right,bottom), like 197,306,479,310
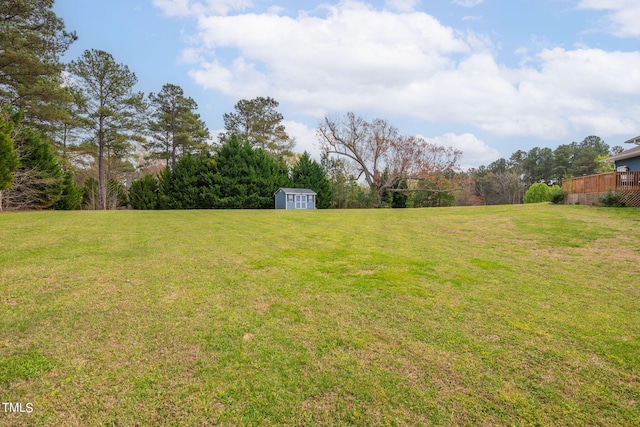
317,112,462,205
0,167,57,211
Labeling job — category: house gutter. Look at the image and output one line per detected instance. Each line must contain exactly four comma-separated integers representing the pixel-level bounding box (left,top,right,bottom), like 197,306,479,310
623,135,640,145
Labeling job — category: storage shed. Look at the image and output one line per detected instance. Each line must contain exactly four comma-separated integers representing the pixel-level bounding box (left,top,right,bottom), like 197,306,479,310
274,188,316,210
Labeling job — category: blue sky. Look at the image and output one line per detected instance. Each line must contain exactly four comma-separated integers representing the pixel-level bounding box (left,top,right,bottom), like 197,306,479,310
53,0,640,167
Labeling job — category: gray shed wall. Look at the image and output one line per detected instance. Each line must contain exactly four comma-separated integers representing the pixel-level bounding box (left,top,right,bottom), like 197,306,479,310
285,196,315,210
275,191,287,209
275,190,316,210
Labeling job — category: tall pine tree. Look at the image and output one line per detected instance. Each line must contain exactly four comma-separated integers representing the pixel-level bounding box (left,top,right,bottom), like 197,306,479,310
0,0,77,134
146,84,210,168
220,97,294,158
68,49,145,210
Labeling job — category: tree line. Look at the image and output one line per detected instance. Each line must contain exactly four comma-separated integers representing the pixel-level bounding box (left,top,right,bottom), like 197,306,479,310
128,137,329,210
0,0,463,211
1,1,617,210
468,136,619,205
0,1,295,210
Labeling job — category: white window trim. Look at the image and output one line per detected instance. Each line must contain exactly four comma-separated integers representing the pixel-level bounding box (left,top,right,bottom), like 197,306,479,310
295,194,307,209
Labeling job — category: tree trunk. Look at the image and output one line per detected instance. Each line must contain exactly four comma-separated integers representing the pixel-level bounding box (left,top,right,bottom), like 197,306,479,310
171,112,177,169
99,116,106,210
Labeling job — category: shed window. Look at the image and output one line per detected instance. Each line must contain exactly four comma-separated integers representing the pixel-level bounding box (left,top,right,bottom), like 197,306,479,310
287,194,294,202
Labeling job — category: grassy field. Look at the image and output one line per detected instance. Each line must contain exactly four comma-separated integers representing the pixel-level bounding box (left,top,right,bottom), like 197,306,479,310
1,204,639,426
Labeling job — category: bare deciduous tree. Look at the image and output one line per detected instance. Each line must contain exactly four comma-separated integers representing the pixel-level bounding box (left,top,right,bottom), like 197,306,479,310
0,168,58,210
317,112,461,206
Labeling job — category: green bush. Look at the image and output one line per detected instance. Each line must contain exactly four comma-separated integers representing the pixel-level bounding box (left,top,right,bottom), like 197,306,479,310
0,113,19,193
8,125,64,209
549,187,565,205
158,153,218,209
524,183,551,203
599,190,626,207
129,174,159,210
212,136,290,209
52,171,83,210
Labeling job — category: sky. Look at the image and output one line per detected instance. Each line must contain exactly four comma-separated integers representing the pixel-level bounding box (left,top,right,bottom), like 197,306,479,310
53,0,640,167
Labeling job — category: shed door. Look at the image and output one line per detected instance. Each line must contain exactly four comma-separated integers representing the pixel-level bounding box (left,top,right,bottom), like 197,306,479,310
295,195,307,209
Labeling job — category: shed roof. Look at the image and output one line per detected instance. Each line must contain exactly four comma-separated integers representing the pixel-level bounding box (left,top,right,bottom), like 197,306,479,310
603,144,640,163
275,187,317,195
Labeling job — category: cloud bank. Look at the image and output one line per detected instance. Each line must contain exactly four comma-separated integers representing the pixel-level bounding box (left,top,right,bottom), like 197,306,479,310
154,0,640,163
578,0,640,37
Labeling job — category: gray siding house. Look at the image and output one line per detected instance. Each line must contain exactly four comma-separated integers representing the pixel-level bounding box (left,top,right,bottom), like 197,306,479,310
274,188,316,210
564,136,640,206
605,143,640,172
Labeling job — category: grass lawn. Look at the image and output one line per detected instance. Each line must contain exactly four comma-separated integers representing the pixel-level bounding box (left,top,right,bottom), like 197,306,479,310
1,204,639,426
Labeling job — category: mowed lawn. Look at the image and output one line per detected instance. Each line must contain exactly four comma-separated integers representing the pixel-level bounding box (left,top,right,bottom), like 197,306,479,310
1,205,639,426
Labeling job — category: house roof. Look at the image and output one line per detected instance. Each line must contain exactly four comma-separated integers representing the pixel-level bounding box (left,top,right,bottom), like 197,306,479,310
275,187,317,195
623,135,640,145
603,144,640,163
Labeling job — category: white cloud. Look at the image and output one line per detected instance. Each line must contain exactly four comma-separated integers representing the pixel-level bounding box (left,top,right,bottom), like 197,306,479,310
153,0,253,16
210,127,225,142
189,56,270,98
283,120,322,160
385,0,419,12
430,133,501,165
178,47,204,64
578,0,640,37
167,0,640,141
505,48,640,136
153,0,191,16
452,0,484,7
188,1,471,110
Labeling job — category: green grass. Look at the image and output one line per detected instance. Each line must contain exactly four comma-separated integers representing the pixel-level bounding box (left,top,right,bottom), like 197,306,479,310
1,204,639,426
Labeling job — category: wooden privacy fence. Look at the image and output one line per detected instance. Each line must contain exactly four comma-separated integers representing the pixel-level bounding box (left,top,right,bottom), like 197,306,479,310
562,171,640,194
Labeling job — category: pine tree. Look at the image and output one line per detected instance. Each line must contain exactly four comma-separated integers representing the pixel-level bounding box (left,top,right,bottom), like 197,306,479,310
0,113,19,189
2,122,66,210
147,84,210,168
220,97,294,158
391,180,408,208
82,177,128,210
290,151,331,208
158,153,217,209
213,135,290,208
129,174,159,210
0,0,77,133
0,113,19,210
68,49,145,210
51,171,83,210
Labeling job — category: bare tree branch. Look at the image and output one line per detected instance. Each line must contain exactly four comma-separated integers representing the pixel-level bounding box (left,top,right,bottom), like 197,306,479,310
317,112,462,206
1,167,57,210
